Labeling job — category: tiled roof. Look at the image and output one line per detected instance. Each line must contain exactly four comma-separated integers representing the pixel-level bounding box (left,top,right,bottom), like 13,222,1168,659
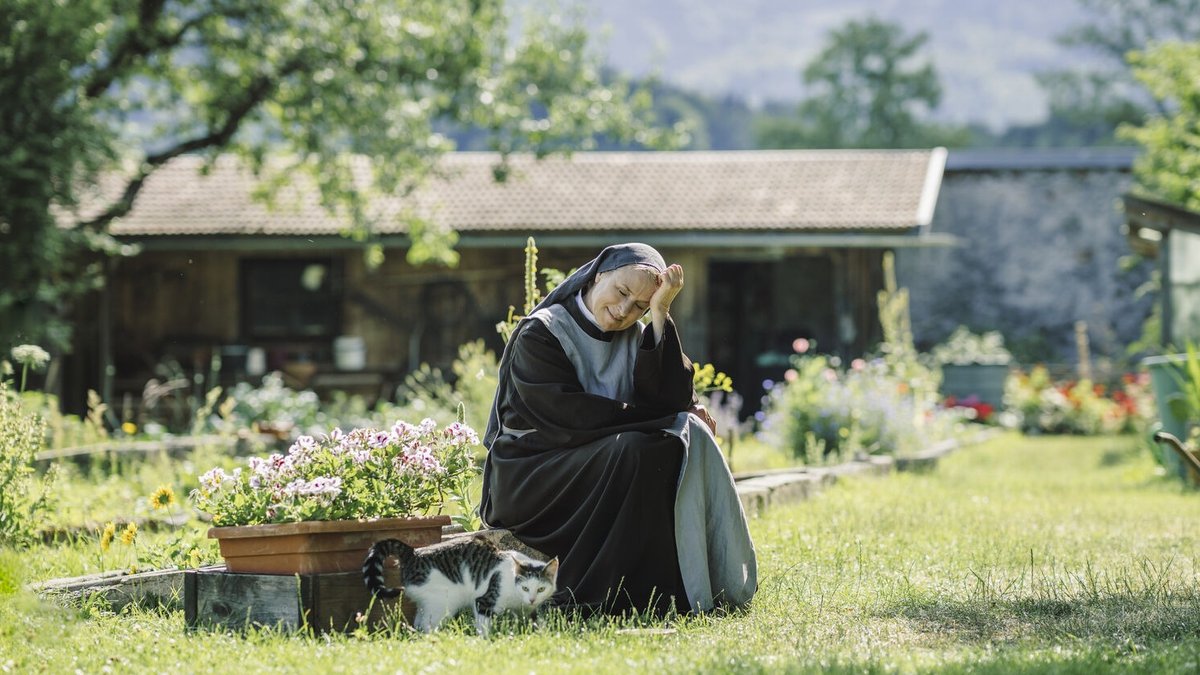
96,150,944,237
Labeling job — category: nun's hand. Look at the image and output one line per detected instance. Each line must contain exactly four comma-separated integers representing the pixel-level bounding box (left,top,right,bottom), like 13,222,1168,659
650,264,684,316
689,403,717,436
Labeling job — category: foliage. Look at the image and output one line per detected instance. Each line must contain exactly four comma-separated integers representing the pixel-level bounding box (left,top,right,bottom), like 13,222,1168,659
755,16,969,150
0,344,108,450
0,383,57,548
225,373,322,436
761,254,964,462
1163,342,1200,446
760,339,966,463
1005,365,1155,435
874,252,942,412
18,390,110,450
191,418,480,527
394,339,498,435
1037,0,1200,146
692,363,733,395
0,1,676,352
495,236,569,343
0,0,137,353
1120,41,1200,211
930,326,1013,366
497,237,539,343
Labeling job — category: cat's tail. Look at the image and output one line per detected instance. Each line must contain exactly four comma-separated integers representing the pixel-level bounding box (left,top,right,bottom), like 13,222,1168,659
362,538,413,599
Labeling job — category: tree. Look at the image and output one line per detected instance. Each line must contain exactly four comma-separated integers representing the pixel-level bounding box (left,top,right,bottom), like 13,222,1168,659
1032,0,1200,145
1120,41,1200,210
0,0,675,352
755,16,968,150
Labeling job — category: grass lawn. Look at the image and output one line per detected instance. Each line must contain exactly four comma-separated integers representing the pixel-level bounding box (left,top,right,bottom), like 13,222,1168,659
2,432,1199,673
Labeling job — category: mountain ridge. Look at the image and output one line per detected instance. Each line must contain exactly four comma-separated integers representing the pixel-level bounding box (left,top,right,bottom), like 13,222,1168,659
515,0,1100,131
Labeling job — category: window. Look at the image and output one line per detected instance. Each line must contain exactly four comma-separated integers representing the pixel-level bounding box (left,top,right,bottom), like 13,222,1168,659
241,258,341,340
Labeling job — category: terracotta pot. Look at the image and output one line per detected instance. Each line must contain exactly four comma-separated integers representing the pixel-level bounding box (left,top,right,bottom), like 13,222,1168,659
208,515,450,575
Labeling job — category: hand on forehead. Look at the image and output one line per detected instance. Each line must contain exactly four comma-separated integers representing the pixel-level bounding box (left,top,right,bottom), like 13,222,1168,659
610,265,659,292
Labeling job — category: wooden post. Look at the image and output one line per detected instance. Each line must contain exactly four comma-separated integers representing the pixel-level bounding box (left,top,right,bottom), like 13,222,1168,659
1075,321,1092,382
1162,229,1174,347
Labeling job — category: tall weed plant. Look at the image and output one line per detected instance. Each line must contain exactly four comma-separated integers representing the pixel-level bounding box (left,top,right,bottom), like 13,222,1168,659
0,383,57,547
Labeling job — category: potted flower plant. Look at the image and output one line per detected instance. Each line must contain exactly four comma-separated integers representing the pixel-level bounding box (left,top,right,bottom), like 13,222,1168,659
192,417,480,575
931,326,1013,412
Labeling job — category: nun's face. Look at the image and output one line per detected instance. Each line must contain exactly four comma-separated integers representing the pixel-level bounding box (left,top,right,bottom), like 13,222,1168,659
585,265,659,332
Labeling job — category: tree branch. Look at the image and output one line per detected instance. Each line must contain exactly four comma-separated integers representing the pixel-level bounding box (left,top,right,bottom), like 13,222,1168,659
84,5,217,100
79,59,304,232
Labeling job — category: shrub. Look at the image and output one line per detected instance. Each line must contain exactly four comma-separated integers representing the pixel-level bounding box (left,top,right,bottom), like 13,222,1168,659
930,326,1012,366
0,384,57,547
1004,366,1155,435
760,342,966,463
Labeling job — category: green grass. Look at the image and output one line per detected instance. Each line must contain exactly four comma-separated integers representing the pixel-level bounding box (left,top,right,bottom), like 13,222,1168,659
3,433,1200,673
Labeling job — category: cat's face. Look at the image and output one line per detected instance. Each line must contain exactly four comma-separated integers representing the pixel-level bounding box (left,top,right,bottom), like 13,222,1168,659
513,558,559,608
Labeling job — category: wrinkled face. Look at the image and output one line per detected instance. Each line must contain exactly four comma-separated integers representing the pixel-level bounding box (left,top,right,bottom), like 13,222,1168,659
514,558,559,607
584,265,659,332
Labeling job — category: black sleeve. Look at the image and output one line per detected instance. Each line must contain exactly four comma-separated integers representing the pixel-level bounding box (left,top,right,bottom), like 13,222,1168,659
633,317,696,413
505,321,670,440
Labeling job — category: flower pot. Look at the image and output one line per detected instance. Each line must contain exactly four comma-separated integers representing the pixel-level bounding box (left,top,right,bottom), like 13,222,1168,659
208,515,451,575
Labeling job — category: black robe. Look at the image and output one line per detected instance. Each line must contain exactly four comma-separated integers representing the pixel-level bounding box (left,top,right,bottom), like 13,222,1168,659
480,298,696,614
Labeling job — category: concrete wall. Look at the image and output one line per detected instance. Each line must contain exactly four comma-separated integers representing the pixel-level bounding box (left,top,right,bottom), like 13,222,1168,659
896,166,1154,368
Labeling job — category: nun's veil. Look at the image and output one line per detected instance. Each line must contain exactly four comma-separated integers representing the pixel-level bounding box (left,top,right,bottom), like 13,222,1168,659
481,242,666,448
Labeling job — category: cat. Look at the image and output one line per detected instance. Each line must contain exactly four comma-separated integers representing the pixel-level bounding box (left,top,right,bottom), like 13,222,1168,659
362,533,559,637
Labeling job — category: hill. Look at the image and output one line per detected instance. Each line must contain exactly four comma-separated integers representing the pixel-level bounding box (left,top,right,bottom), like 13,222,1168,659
514,0,1099,131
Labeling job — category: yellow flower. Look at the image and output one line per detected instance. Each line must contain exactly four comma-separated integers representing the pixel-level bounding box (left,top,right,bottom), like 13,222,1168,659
121,421,137,435
119,522,138,546
99,522,116,552
149,485,177,510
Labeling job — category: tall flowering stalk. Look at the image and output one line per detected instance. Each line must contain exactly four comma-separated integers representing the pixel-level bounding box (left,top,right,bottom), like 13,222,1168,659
191,418,481,526
10,345,50,393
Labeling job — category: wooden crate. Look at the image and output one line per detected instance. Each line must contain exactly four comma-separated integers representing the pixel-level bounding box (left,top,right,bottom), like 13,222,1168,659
184,566,413,634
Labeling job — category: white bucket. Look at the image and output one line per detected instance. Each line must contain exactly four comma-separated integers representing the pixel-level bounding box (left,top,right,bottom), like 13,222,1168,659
246,347,267,376
333,336,366,371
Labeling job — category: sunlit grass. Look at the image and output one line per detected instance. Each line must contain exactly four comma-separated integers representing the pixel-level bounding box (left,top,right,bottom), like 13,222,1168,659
4,433,1200,673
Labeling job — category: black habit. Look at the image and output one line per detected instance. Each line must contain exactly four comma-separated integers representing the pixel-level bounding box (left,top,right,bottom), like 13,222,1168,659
481,295,695,614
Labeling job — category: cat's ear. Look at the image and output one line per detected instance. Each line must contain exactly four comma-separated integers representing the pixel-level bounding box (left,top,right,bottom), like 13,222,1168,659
544,557,559,581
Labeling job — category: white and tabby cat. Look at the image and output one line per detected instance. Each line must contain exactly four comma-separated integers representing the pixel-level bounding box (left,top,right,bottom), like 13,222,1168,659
362,534,559,637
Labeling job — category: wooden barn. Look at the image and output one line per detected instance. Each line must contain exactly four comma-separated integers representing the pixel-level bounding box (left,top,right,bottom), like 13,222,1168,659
65,149,950,413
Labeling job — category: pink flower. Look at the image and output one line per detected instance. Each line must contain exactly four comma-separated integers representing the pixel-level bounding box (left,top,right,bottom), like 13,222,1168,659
784,369,798,382
792,338,811,354
851,358,866,371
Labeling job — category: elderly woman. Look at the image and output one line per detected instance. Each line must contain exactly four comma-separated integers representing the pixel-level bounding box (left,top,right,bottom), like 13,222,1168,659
480,243,756,615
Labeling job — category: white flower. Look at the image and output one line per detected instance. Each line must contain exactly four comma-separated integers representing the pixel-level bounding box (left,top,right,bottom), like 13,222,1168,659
11,344,50,369
200,468,228,491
